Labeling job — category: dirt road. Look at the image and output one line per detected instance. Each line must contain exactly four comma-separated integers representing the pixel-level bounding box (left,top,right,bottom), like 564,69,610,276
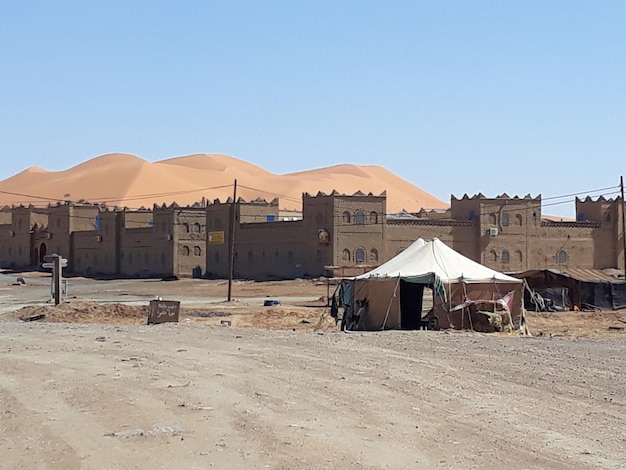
1,273,625,469
1,319,624,470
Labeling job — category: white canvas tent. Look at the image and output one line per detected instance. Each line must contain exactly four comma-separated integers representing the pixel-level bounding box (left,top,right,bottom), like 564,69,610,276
342,238,524,331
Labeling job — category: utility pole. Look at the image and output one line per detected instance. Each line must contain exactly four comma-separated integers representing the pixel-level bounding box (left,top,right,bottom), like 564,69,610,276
621,176,626,279
54,254,61,306
227,179,237,301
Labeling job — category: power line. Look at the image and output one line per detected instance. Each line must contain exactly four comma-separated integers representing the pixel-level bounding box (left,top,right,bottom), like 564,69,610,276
0,183,237,207
0,189,67,202
542,185,620,201
542,191,621,208
2,182,623,221
237,184,302,204
95,184,235,203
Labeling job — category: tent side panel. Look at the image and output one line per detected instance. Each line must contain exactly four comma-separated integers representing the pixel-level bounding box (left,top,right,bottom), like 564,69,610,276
446,281,524,328
354,279,400,330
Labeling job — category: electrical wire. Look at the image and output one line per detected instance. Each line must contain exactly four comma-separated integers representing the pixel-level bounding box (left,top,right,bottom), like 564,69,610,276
1,183,623,224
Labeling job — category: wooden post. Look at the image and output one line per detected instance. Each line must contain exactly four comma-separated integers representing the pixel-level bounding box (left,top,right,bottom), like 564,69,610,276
326,277,330,307
227,179,237,302
54,255,61,306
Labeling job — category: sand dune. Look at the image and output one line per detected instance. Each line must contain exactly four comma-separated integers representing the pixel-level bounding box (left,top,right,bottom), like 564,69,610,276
0,153,447,212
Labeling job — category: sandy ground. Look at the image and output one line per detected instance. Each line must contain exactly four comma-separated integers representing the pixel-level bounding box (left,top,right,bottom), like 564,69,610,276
1,271,625,469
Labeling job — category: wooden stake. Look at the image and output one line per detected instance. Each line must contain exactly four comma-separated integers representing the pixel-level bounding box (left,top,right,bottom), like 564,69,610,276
54,255,61,306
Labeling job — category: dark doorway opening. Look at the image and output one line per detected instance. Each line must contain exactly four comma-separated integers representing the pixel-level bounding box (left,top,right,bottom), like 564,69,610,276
39,242,48,263
400,280,424,329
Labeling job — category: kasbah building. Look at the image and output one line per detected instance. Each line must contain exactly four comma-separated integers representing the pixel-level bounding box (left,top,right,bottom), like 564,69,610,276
0,190,625,279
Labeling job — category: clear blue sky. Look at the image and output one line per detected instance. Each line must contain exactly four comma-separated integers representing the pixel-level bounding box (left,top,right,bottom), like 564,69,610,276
1,1,624,216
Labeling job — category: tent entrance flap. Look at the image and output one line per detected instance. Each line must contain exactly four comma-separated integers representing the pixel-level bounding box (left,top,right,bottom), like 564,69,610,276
400,280,424,329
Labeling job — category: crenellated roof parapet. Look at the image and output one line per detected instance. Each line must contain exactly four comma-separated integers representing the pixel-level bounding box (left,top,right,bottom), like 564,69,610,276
576,195,623,204
451,193,541,201
303,189,386,200
207,196,279,207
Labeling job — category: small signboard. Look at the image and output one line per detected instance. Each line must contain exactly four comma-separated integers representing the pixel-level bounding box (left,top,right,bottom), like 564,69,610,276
42,258,68,269
208,231,225,244
147,300,181,324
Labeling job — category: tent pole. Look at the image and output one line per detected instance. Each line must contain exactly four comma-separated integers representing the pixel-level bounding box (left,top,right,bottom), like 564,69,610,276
462,279,473,331
381,277,401,330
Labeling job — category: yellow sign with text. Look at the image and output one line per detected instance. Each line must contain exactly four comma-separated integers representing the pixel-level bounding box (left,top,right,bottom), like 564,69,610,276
208,231,225,244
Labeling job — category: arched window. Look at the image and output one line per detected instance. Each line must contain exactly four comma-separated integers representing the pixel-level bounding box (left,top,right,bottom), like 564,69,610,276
516,250,523,262
489,250,498,262
193,223,201,233
355,248,365,263
342,211,351,224
370,248,379,262
502,249,510,263
355,211,365,225
181,246,190,256
502,213,510,226
515,214,523,226
194,246,202,256
342,249,351,261
489,213,497,225
183,223,190,233
369,212,378,224
556,249,568,264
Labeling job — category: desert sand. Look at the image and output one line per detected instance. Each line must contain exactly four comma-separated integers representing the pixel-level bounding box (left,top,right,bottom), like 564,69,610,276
0,153,447,213
1,272,625,469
